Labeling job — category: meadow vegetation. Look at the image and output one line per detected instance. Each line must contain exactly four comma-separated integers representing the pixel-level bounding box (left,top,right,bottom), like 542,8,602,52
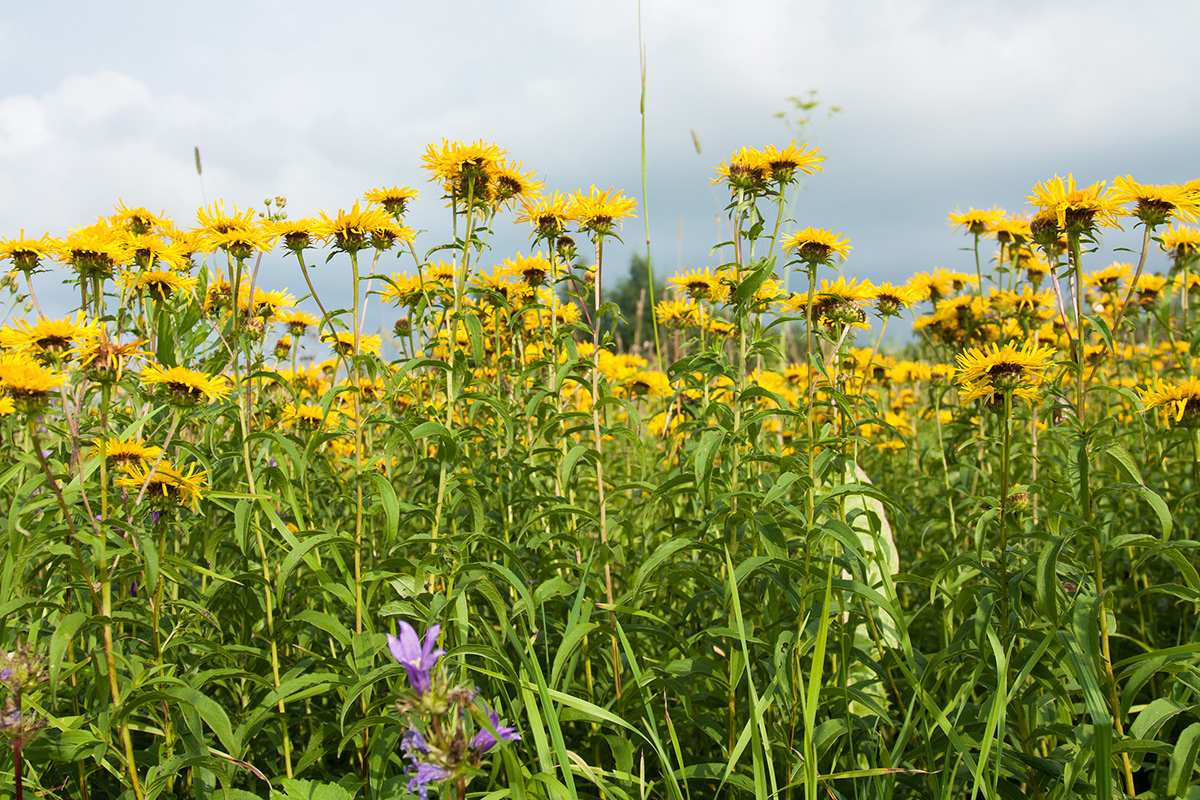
1,139,1200,800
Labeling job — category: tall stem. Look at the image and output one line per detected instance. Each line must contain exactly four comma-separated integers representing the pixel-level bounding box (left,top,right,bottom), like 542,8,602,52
590,235,621,698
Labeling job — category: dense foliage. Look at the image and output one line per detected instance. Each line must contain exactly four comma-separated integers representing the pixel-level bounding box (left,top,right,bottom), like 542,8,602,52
1,141,1200,800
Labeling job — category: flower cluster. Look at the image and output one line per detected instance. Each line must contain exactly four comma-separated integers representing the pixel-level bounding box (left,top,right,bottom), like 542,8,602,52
388,621,521,800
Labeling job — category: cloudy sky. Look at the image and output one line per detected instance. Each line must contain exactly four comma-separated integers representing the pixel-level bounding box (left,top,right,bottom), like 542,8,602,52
2,0,1197,327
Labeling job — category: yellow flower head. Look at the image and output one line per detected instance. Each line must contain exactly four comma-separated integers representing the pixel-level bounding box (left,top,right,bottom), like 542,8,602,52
116,460,209,512
618,370,672,399
140,364,231,406
515,192,573,241
1026,174,1124,234
567,186,636,237
948,206,1004,236
655,298,703,329
320,202,412,253
0,353,66,411
196,200,257,235
71,329,144,383
956,340,1057,403
0,313,100,358
760,141,824,185
1159,225,1200,263
712,146,772,192
111,201,167,236
782,227,851,265
203,224,279,260
487,160,543,210
122,269,198,302
670,268,723,303
1140,376,1200,428
94,437,162,469
272,218,327,254
0,231,59,275
276,310,321,336
1111,176,1200,227
870,282,921,317
58,222,127,279
323,331,381,357
990,215,1032,245
1084,262,1132,293
421,139,507,200
364,185,420,217
498,252,553,287
281,403,339,433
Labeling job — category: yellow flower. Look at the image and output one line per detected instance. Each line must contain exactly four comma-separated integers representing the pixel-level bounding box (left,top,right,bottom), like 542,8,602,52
140,364,231,406
0,231,59,275
956,340,1056,402
203,224,279,260
320,202,412,253
1133,273,1167,308
567,186,636,237
1025,174,1123,234
276,310,320,336
1140,377,1200,428
498,253,553,287
487,160,543,210
470,271,533,307
0,314,100,358
421,139,506,199
116,460,209,511
1111,176,1200,227
870,282,921,317
125,233,191,271
240,287,296,320
948,206,1004,236
363,185,419,217
514,191,573,240
272,218,327,253
1084,262,1131,293
618,370,672,399
1159,225,1200,262
712,146,772,192
782,227,851,264
58,222,127,279
281,403,339,433
94,437,162,469
323,332,381,357
71,329,144,383
195,200,258,235
121,269,198,301
655,298,703,329
0,353,66,410
378,272,431,308
782,277,875,327
111,201,167,235
670,268,722,302
760,141,824,185
990,215,1032,245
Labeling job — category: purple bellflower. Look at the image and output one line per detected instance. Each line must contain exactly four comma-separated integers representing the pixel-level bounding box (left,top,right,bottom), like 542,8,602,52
387,621,445,696
408,762,451,800
471,707,522,753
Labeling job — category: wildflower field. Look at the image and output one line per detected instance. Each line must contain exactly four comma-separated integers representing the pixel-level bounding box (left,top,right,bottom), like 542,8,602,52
2,139,1200,800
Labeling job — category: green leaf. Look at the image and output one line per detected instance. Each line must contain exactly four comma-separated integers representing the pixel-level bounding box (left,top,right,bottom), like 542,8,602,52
1170,722,1200,797
692,429,724,502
